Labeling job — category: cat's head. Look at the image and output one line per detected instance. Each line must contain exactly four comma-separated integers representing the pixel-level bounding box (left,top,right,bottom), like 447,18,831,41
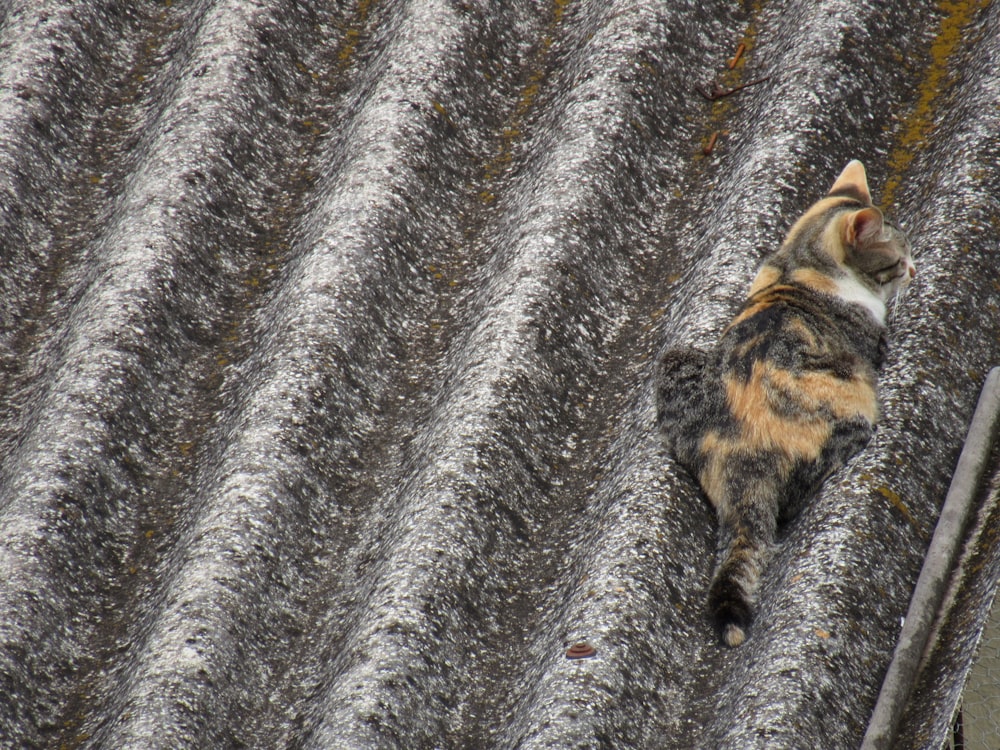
766,161,916,322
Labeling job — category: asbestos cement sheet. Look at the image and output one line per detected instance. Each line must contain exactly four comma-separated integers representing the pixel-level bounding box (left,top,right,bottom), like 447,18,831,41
0,0,999,747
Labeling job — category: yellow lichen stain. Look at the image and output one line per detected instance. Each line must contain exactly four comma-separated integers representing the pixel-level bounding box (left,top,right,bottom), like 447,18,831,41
432,100,448,118
876,484,919,531
479,1,571,196
814,628,832,639
337,0,377,66
553,0,572,24
882,0,990,208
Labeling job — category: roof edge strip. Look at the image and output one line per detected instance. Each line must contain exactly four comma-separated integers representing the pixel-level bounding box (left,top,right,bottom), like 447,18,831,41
861,366,1000,749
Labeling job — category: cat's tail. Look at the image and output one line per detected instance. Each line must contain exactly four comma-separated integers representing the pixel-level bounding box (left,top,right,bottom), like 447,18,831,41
708,514,774,648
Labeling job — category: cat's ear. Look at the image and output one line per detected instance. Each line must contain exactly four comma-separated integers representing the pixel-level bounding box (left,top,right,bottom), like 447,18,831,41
845,207,884,247
828,160,872,204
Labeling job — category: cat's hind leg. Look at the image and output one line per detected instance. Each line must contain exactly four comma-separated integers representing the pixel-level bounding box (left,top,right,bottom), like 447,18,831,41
656,348,712,469
656,348,708,430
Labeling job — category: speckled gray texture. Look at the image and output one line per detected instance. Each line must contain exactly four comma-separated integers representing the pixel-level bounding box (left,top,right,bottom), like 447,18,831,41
0,0,998,748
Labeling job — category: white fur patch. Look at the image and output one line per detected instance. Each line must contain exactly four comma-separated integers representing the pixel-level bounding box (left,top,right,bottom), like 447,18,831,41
836,273,886,324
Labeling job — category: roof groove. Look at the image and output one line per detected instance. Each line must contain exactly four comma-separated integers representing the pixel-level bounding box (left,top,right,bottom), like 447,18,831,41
86,2,564,746
0,1,190,459
0,1,397,745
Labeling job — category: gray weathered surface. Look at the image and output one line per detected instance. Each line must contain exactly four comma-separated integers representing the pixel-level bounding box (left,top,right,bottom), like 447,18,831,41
1,1,998,747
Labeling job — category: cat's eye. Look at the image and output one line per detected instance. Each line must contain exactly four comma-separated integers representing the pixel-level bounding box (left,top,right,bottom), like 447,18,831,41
872,261,901,276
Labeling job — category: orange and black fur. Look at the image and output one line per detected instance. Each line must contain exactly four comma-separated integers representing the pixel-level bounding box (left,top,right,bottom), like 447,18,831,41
657,161,914,647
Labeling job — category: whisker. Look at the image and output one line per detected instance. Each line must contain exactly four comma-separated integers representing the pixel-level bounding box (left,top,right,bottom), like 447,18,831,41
889,287,907,328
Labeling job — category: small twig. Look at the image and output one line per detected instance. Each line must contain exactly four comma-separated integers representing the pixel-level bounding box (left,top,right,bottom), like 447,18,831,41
728,43,746,69
702,131,719,156
694,82,720,100
695,76,770,101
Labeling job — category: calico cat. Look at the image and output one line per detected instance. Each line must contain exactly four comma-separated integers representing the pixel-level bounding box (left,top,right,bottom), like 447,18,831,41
657,161,914,647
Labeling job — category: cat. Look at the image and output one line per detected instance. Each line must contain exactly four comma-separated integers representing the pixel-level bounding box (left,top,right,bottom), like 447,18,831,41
656,160,915,647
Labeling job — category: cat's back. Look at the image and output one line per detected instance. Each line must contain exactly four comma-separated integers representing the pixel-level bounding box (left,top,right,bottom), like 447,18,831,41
718,279,881,443
724,270,885,373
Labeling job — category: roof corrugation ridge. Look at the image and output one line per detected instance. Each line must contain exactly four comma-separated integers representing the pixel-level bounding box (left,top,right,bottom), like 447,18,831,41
0,0,370,743
0,2,240,739
506,429,708,749
0,1,176,454
90,1,552,746
86,2,491,746
298,2,696,745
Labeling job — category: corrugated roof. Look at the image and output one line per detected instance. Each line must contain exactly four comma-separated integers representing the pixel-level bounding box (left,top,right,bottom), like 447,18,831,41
1,0,999,747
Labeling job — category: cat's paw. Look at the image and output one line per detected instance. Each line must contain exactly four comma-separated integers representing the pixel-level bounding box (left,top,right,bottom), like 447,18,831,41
722,622,746,648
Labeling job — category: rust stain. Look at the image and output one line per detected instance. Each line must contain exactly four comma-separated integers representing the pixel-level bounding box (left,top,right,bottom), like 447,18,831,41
728,42,746,70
